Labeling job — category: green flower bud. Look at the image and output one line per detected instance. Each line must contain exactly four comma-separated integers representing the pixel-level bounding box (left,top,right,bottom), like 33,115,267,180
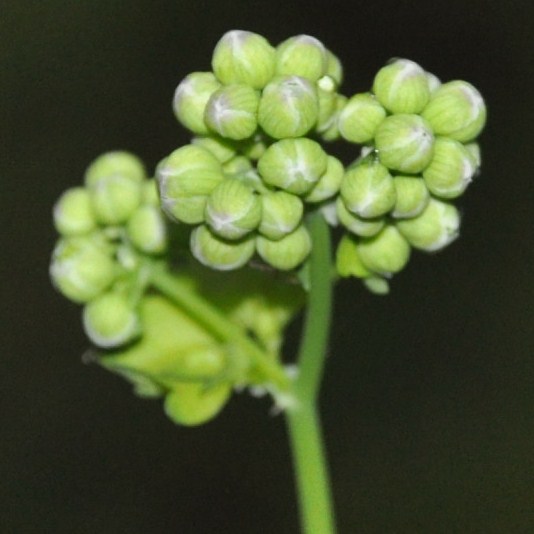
340,159,396,218
222,155,253,177
320,94,347,142
423,137,477,198
421,80,486,142
205,179,262,240
335,234,372,278
325,50,343,87
157,145,224,224
426,72,441,94
258,138,327,195
336,197,385,237
363,276,390,295
373,59,431,114
142,179,160,206
127,205,167,254
204,84,260,140
85,151,145,188
256,224,312,270
116,243,140,271
258,191,303,240
391,175,430,219
88,173,143,225
191,224,255,270
304,155,344,203
164,382,231,426
464,142,481,168
258,75,319,139
315,83,337,133
191,135,237,163
83,291,140,348
53,187,96,237
173,72,221,135
212,30,276,89
275,35,327,82
239,133,268,161
50,236,116,303
396,198,460,252
338,93,387,144
375,114,435,174
357,225,411,275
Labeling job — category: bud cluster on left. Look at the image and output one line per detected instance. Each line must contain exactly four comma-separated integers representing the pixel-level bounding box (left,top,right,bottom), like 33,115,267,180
50,151,168,348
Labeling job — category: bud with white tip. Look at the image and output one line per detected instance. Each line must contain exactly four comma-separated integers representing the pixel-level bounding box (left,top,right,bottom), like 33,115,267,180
338,92,387,144
305,155,344,203
127,205,167,254
53,187,97,237
336,197,385,237
275,34,327,82
258,191,303,240
391,175,430,219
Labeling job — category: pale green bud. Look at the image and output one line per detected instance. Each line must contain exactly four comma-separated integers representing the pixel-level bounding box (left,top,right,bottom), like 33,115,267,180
363,276,390,295
204,84,260,140
320,94,347,142
164,382,231,426
391,175,430,219
258,75,319,139
142,180,160,206
325,50,343,87
275,35,327,82
88,173,143,225
336,197,385,237
256,224,312,271
464,142,481,168
257,138,328,195
426,72,441,94
375,114,435,174
338,93,387,144
191,135,237,163
357,225,411,275
421,80,486,142
127,205,167,254
53,187,97,237
83,292,140,348
116,243,140,271
85,151,145,188
340,159,396,218
258,191,304,240
305,155,344,203
335,234,372,278
423,137,477,198
396,198,460,251
373,59,431,114
50,236,116,303
157,145,224,224
222,155,253,176
315,84,337,133
205,179,262,240
239,133,268,160
191,224,255,270
173,72,221,135
212,30,276,89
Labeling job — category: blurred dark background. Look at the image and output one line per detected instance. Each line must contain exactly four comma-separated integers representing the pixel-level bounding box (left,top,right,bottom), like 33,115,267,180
2,1,534,532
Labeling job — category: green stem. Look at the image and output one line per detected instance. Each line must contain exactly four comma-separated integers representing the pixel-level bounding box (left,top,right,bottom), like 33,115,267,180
286,212,336,534
149,264,290,393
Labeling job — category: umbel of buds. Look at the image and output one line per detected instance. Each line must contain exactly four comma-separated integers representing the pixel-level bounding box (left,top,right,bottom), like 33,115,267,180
50,30,486,424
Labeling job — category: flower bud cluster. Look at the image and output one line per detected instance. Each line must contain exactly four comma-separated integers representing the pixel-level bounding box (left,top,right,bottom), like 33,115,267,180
164,30,350,272
335,58,485,292
50,151,168,347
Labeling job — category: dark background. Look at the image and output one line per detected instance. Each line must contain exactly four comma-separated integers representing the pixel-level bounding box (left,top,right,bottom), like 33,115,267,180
2,1,533,532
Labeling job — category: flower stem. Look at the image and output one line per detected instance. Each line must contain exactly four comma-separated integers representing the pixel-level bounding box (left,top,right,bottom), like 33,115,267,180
286,212,336,534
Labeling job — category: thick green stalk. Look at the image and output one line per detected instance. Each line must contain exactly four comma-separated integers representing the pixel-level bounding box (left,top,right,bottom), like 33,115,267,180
286,212,336,534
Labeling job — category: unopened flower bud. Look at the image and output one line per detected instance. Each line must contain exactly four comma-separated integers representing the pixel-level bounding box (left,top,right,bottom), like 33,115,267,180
212,30,276,89
325,50,343,87
205,179,262,240
421,80,486,142
256,225,311,270
191,224,255,270
50,236,116,303
336,197,385,237
396,198,460,251
391,175,430,219
53,187,96,236
340,159,396,218
164,382,231,426
321,94,347,141
275,35,327,82
239,133,268,160
426,71,441,94
83,291,140,348
173,72,221,135
258,138,327,195
315,85,337,133
363,276,390,295
157,145,225,224
335,234,372,278
191,135,237,163
305,155,344,203
375,114,435,174
85,151,145,187
258,191,303,240
357,225,411,275
464,142,481,168
222,155,253,177
373,59,431,114
338,93,387,144
127,205,167,254
258,76,318,139
204,84,260,140
142,180,160,206
423,137,477,198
